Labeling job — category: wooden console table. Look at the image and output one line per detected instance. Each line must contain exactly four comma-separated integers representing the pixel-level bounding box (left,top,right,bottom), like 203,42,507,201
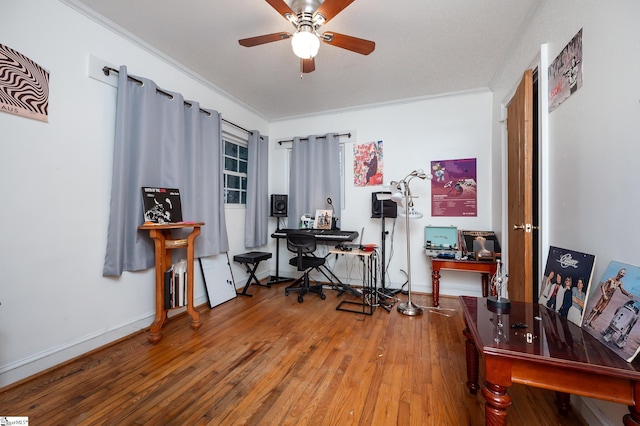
459,295,640,425
430,258,497,307
139,222,204,343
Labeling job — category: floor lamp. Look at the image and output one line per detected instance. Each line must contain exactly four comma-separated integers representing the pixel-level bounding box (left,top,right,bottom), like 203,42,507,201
391,170,430,316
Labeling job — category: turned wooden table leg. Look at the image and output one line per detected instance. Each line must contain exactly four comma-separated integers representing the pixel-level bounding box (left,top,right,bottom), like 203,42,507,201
482,381,511,426
624,382,640,425
431,268,441,307
148,229,169,343
463,327,480,395
186,226,201,331
482,273,491,297
555,391,572,416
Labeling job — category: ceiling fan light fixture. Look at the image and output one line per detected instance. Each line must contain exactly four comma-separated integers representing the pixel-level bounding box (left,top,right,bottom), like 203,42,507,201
291,26,320,59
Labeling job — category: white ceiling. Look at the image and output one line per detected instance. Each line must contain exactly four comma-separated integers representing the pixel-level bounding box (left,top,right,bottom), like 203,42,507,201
67,0,540,121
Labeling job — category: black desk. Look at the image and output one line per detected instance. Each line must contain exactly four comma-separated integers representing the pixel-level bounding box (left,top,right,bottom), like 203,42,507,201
271,228,359,242
271,228,360,297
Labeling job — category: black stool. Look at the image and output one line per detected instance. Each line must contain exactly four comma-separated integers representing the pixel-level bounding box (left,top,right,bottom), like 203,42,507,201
233,251,272,297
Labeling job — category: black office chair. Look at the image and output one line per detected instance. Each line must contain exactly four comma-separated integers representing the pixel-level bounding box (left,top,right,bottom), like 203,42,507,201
285,231,327,303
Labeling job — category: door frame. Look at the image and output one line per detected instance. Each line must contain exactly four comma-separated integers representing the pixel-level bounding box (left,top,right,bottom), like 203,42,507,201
499,45,550,300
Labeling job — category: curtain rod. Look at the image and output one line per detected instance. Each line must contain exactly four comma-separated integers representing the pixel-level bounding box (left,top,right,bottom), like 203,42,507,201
102,66,262,139
277,132,352,145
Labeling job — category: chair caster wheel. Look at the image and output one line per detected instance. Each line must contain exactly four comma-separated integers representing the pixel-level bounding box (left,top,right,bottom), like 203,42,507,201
285,291,289,296
298,295,303,303
320,293,326,300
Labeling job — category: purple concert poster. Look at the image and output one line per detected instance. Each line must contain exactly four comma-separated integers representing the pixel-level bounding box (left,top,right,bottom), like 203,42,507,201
430,158,477,217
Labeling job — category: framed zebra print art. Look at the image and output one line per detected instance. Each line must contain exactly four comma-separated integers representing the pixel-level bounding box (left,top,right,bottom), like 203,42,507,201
0,43,49,122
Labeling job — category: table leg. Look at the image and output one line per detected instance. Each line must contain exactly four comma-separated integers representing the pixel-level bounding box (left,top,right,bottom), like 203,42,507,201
482,381,511,426
463,327,480,395
624,382,640,425
482,273,491,297
149,311,167,344
186,228,201,332
431,268,441,307
554,392,571,416
149,231,169,343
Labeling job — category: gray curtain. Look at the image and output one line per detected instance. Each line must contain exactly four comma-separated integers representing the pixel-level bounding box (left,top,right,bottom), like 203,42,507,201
288,134,341,229
103,65,228,277
244,131,269,247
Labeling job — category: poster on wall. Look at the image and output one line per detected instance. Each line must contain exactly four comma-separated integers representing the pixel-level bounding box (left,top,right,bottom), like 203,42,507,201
353,140,383,187
0,44,49,122
548,28,583,112
430,158,477,217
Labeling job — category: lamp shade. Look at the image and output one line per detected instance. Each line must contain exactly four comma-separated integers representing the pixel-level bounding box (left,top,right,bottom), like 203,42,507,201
291,28,320,59
390,191,404,206
399,206,423,219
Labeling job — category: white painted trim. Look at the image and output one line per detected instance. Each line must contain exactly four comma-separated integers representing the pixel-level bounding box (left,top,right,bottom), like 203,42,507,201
538,43,551,281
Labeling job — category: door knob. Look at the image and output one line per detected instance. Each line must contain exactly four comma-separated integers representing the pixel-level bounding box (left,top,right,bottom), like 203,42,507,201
513,224,533,232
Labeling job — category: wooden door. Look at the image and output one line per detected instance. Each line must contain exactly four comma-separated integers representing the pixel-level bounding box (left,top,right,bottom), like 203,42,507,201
506,69,534,303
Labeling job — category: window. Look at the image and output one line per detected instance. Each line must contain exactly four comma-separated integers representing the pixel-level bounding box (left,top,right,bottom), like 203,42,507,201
223,138,248,205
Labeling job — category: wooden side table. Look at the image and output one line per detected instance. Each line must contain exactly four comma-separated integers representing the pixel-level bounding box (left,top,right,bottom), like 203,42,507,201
430,258,498,307
139,222,204,343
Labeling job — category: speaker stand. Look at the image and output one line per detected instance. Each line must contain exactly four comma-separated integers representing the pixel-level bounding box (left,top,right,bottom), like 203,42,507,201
268,219,294,285
378,215,401,298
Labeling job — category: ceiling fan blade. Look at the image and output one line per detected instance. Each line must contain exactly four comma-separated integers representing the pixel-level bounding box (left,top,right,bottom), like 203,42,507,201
301,58,315,73
321,32,375,55
239,32,292,47
265,0,297,21
314,0,356,24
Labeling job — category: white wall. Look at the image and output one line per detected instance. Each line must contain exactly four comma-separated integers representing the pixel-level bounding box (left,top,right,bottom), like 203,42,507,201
268,91,494,296
0,0,268,386
489,1,640,424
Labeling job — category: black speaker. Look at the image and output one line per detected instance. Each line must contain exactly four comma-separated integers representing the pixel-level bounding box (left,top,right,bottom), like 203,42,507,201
371,192,397,218
270,194,288,217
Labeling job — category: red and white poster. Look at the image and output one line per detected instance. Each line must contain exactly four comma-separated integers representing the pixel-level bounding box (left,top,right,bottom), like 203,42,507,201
430,158,477,217
548,28,583,112
353,140,383,187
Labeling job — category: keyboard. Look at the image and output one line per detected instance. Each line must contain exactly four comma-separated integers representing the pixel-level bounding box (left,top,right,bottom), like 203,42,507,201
271,228,359,242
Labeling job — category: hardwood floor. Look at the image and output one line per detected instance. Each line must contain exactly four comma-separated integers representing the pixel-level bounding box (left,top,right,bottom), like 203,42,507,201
0,285,586,425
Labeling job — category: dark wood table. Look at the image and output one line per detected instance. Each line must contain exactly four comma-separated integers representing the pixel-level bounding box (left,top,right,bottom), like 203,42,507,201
430,259,497,307
459,295,640,425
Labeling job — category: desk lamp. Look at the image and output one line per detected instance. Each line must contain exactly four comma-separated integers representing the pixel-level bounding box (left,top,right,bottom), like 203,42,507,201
326,197,339,230
390,170,430,316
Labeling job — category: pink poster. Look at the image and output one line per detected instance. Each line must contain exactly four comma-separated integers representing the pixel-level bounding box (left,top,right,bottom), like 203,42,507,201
430,158,477,217
353,141,383,187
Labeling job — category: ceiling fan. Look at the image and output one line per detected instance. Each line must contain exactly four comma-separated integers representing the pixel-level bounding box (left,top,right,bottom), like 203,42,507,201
238,0,375,73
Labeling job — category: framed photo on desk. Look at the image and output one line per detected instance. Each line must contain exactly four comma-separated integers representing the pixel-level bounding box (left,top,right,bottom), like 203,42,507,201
314,209,332,230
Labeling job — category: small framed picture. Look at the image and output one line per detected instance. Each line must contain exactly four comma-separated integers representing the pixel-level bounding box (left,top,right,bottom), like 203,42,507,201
314,209,332,230
473,238,494,261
